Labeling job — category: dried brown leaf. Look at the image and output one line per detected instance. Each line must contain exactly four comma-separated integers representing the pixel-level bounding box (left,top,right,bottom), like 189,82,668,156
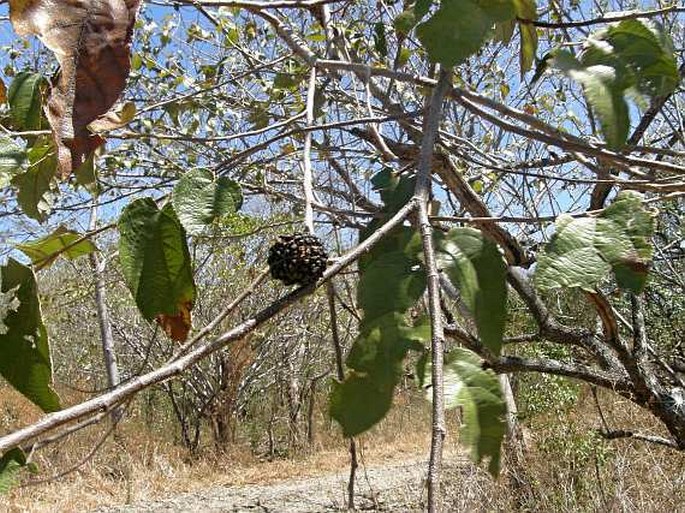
156,301,193,342
9,0,142,177
89,101,136,133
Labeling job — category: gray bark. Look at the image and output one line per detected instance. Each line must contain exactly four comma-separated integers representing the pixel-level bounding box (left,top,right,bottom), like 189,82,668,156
89,202,122,423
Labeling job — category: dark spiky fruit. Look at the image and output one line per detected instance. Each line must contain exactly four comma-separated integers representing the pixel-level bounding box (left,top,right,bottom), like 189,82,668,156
268,233,328,286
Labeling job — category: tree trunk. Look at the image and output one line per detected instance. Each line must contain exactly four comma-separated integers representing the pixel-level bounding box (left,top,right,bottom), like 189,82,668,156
89,201,122,423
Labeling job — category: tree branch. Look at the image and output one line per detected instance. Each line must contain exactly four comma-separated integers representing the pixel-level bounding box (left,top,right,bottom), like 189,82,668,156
413,67,452,513
598,429,679,450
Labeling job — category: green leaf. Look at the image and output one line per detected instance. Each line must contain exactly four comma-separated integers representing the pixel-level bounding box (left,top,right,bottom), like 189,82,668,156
273,72,304,91
349,313,425,378
74,152,100,196
0,448,29,494
534,216,610,291
131,52,143,71
7,72,46,131
16,226,98,269
417,0,515,66
599,19,679,98
549,20,677,149
118,198,196,340
552,50,629,150
394,9,418,36
0,259,61,413
478,0,517,22
357,241,426,321
515,0,538,75
416,0,494,67
535,192,654,293
331,314,427,437
493,20,515,44
397,47,412,68
435,228,507,355
374,22,388,57
172,169,243,235
11,137,58,222
330,167,430,437
596,191,654,292
0,136,26,188
330,372,395,438
369,168,415,213
247,103,270,129
414,0,434,21
421,347,505,476
531,52,553,84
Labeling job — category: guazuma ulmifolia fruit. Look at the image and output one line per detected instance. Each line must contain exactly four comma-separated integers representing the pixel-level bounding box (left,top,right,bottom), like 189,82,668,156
267,233,328,286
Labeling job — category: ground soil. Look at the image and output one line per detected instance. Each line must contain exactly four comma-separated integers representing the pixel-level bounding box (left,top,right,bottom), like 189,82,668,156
94,455,469,512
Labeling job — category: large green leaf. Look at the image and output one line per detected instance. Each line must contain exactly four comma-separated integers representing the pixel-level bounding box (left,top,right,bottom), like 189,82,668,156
0,448,36,494
414,0,435,20
535,216,610,291
349,313,426,379
493,19,515,44
0,136,26,188
172,168,243,235
421,347,505,476
535,192,654,293
394,9,419,37
330,169,428,438
11,137,58,222
74,152,100,196
493,0,537,74
417,0,510,67
0,259,60,412
332,231,426,436
599,19,679,97
373,22,388,57
435,228,507,355
7,72,46,131
357,241,426,320
550,20,678,149
552,50,630,150
330,314,428,437
330,372,395,438
594,191,655,292
118,198,196,341
16,226,98,270
356,171,425,319
369,168,416,214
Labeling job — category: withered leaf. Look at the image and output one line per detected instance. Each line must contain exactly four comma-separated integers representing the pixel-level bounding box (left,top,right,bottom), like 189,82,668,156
156,301,193,343
89,101,136,133
9,0,142,178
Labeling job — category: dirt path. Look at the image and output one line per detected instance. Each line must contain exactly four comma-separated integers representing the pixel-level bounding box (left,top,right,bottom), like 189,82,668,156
94,455,469,512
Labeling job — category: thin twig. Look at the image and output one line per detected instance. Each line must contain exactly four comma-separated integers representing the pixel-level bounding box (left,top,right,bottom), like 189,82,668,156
598,429,679,449
302,67,317,234
327,281,357,510
520,5,685,29
170,267,271,361
23,402,129,487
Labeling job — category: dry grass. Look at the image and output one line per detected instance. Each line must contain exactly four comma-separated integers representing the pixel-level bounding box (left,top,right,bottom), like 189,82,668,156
440,388,685,513
3,390,435,512
3,385,685,512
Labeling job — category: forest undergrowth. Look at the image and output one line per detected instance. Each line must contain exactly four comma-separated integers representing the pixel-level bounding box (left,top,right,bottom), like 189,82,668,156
3,381,684,512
